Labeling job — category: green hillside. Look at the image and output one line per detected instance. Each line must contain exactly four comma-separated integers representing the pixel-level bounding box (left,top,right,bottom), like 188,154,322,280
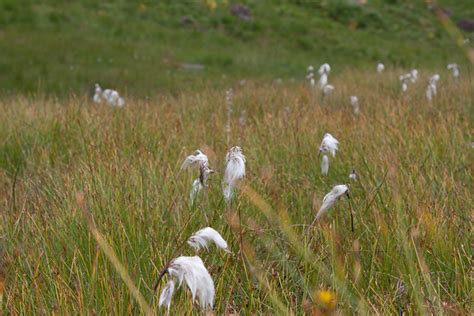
0,0,472,95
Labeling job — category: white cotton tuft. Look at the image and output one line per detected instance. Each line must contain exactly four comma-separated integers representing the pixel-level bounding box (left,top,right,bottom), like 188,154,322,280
426,74,440,101
349,169,357,180
93,83,102,103
181,150,209,170
350,96,360,114
189,164,214,204
106,90,125,107
377,63,385,73
190,179,203,203
223,146,246,203
410,69,418,83
159,280,175,311
187,227,231,253
95,87,125,107
318,63,331,75
429,74,440,84
447,63,460,78
319,73,328,89
117,97,125,107
322,84,334,95
402,82,408,92
321,155,329,175
167,256,215,309
399,73,412,92
319,133,339,157
314,184,349,220
426,83,436,101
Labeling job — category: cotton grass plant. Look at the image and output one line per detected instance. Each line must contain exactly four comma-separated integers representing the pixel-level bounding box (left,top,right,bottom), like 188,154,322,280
1,67,472,315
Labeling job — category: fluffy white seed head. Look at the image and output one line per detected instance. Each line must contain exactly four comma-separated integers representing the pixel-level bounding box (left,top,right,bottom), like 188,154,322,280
314,184,349,220
349,169,357,180
117,97,125,107
189,179,203,203
189,164,214,203
319,73,328,89
399,74,412,92
429,74,440,84
307,65,314,72
187,227,231,253
426,83,436,101
319,133,339,157
167,256,215,309
447,63,460,78
93,83,102,103
350,96,360,114
181,150,209,170
377,63,385,73
159,280,175,311
223,146,246,202
102,89,113,101
402,82,408,92
322,84,334,95
321,155,329,176
410,69,418,83
425,74,440,101
318,63,331,75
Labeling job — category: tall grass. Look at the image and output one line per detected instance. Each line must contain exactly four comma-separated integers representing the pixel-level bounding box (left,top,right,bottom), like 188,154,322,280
1,69,472,314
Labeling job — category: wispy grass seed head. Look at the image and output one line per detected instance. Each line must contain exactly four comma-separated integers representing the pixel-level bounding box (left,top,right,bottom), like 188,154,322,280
181,150,209,170
187,227,231,253
447,63,460,78
162,256,215,310
223,146,246,202
377,63,385,73
314,184,349,221
319,133,339,157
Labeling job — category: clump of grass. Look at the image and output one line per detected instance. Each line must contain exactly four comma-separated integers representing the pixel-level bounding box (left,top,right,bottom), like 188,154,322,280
0,69,472,314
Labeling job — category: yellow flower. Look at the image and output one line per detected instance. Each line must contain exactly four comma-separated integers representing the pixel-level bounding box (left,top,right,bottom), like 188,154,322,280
315,290,337,310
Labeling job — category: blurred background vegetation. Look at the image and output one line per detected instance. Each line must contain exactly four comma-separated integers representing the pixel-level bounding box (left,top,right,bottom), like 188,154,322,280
0,0,472,96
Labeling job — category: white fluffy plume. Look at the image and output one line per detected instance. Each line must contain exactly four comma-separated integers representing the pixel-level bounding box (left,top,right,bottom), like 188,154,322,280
377,63,385,73
349,169,357,181
399,73,412,92
447,63,459,78
314,184,349,221
322,84,335,95
189,164,214,203
93,83,102,103
318,63,331,90
190,179,203,202
159,280,175,311
319,133,339,157
410,69,418,83
187,227,231,253
223,146,246,202
426,74,440,101
181,150,209,170
321,154,329,176
319,73,328,89
318,63,331,75
93,84,125,107
166,256,215,309
350,96,360,114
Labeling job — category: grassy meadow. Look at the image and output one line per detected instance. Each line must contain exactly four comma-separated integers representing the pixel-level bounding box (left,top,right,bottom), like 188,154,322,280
1,0,473,95
1,68,472,314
